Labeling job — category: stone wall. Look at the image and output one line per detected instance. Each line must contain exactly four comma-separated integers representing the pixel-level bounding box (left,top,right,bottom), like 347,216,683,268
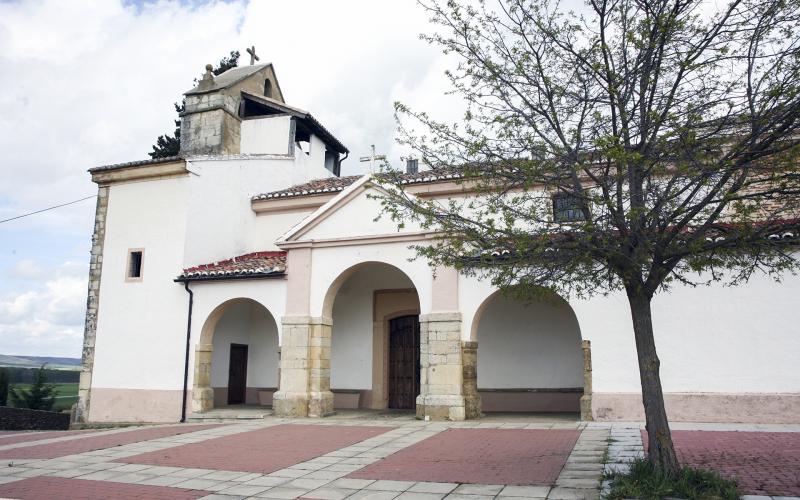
180,93,241,156
0,407,70,431
75,185,109,424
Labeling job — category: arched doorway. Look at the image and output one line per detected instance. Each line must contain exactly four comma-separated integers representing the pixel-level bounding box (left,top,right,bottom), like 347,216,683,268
472,291,583,414
324,262,421,411
193,298,279,412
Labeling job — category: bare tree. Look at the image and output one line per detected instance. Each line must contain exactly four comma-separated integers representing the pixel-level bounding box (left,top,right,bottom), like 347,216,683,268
379,0,800,472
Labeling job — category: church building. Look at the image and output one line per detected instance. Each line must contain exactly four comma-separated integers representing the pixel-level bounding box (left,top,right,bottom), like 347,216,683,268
75,61,800,425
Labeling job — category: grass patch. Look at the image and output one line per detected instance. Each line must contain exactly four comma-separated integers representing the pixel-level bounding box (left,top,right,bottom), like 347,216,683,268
604,458,741,500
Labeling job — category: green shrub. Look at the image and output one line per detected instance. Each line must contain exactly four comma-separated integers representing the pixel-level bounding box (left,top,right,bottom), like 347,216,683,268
10,365,57,411
605,458,741,500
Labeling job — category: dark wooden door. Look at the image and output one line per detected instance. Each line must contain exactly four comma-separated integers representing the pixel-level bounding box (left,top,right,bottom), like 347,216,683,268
227,344,248,405
388,315,420,410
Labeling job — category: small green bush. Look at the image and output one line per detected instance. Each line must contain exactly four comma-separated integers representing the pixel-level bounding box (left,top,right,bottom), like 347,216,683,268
9,365,57,411
605,458,741,500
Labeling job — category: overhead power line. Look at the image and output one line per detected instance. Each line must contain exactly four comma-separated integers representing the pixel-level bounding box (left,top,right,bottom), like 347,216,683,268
0,195,97,225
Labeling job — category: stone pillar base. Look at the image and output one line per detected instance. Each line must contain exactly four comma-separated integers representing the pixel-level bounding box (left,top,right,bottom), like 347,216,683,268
273,391,309,417
309,391,335,417
580,395,593,421
193,387,214,413
462,341,482,419
416,395,466,421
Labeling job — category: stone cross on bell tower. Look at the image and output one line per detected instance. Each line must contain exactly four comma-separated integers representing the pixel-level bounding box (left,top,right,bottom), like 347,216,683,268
246,46,259,65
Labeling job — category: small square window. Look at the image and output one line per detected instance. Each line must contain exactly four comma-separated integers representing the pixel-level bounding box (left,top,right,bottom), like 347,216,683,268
553,192,586,222
126,249,144,281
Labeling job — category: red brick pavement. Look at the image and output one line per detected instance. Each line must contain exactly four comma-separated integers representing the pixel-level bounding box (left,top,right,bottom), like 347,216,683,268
0,429,106,446
350,428,581,485
0,476,209,499
124,424,392,474
0,424,223,460
642,430,800,496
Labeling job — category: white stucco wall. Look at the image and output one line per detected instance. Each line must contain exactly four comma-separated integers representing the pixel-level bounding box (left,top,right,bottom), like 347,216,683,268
573,271,800,394
210,300,279,388
182,154,331,267
240,116,292,155
92,176,189,391
477,294,583,389
330,265,415,390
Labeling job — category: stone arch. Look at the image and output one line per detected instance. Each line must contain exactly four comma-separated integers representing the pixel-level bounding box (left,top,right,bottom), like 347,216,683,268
469,288,589,415
321,261,424,320
193,297,278,413
322,261,422,410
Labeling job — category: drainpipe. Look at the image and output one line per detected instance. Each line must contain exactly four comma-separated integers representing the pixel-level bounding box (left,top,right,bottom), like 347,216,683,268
337,151,349,177
180,280,194,423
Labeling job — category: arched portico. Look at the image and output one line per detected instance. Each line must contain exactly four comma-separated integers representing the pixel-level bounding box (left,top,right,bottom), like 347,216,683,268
193,297,279,413
327,262,421,411
469,289,591,418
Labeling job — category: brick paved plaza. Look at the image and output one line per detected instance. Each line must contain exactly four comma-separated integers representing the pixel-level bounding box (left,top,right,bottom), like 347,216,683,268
0,416,796,500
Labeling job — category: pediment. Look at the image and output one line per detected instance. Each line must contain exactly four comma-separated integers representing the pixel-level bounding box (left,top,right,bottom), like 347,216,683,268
277,175,426,246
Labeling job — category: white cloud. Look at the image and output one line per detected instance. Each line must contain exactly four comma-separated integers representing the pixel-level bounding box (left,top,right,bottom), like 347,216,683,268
0,0,461,356
0,261,87,357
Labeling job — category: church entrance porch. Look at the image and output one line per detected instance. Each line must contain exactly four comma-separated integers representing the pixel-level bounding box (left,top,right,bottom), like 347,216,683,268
193,298,280,413
328,263,421,413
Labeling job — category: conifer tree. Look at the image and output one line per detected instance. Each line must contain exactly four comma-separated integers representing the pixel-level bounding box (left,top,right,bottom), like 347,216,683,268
10,365,57,411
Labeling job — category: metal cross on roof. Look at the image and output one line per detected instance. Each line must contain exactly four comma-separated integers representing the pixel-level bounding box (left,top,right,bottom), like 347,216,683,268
246,45,260,65
359,145,387,173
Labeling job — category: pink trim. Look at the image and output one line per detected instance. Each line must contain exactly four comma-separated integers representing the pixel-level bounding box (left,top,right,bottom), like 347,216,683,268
593,392,800,423
285,248,312,315
88,388,185,423
431,266,459,312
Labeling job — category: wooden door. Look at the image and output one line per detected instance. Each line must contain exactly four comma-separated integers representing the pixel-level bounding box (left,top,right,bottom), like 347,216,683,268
227,344,248,405
388,315,420,410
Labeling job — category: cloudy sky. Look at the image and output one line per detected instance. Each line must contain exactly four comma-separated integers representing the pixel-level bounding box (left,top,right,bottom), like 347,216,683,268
0,0,465,358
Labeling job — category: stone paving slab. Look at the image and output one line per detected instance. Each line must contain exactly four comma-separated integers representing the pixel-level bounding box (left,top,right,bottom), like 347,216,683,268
642,430,800,497
0,429,107,446
0,476,210,499
350,428,580,486
123,424,393,474
0,424,224,460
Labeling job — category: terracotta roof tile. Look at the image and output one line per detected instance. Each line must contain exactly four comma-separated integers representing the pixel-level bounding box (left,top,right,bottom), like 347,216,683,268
179,251,286,280
252,169,465,201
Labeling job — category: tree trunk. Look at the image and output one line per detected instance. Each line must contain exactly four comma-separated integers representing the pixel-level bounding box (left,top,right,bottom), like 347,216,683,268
626,289,681,474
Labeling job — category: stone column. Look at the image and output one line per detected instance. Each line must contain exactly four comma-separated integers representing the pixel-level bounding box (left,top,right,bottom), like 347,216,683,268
192,344,214,412
416,312,466,421
580,339,593,421
74,185,109,424
462,341,482,419
273,316,334,417
307,317,334,417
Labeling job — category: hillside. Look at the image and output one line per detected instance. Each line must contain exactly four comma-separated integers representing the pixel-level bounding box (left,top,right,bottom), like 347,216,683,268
0,354,81,371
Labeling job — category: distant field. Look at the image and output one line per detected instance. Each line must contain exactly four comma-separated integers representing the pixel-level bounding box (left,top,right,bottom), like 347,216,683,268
9,383,78,412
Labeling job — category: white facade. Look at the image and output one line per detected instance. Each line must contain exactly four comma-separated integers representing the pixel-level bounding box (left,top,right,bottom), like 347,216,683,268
81,64,800,425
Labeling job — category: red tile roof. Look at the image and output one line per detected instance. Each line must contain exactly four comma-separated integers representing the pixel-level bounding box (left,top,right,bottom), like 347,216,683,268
179,251,286,280
252,170,465,201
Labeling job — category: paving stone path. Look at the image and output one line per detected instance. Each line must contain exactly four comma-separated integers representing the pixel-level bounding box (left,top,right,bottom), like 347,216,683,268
0,417,794,500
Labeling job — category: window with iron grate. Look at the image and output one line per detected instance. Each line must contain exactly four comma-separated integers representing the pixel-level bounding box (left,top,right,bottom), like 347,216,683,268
552,192,586,222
